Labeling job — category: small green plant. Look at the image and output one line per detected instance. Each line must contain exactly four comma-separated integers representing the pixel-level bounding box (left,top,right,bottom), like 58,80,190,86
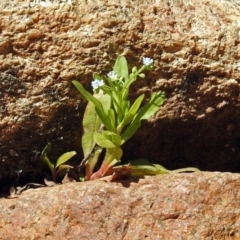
73,56,199,181
41,142,76,183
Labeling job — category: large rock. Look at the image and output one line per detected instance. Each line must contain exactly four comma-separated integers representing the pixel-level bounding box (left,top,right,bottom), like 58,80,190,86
0,0,240,183
0,172,240,239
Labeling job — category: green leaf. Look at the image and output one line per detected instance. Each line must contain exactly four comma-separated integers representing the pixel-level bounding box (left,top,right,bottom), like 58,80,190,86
82,90,111,158
101,147,123,170
82,132,95,159
128,94,144,116
109,90,123,121
82,100,100,159
171,167,200,173
73,81,115,132
127,159,199,176
123,100,130,115
113,56,129,82
116,100,130,127
93,132,116,148
44,157,54,172
121,118,141,142
41,143,54,171
141,91,165,120
95,107,115,132
121,71,138,96
41,142,52,159
107,109,116,129
152,164,170,173
135,91,164,121
102,131,122,147
72,80,103,110
55,151,76,168
128,159,170,176
130,165,169,176
117,94,144,131
121,91,165,142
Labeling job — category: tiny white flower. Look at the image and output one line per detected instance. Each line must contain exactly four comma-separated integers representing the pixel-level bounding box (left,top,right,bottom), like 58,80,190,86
107,71,118,81
143,57,154,66
91,79,104,90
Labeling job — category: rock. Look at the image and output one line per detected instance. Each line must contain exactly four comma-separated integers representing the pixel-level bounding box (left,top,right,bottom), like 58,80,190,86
0,0,240,183
0,172,240,239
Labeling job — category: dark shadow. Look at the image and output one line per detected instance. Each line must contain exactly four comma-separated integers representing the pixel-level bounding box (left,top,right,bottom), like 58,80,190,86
111,176,141,188
122,103,240,173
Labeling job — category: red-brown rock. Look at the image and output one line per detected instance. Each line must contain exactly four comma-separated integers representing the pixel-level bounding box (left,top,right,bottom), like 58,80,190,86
0,1,240,183
0,172,240,239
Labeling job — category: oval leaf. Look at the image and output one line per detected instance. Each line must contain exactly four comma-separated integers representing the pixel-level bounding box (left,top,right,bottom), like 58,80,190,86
141,91,165,120
102,131,122,147
128,94,144,116
56,151,76,168
82,90,111,158
121,91,165,142
113,56,129,81
93,132,116,148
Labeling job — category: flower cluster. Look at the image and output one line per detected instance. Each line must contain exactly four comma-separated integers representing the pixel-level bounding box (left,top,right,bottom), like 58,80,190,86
91,58,153,91
91,79,104,91
107,71,118,81
143,57,153,66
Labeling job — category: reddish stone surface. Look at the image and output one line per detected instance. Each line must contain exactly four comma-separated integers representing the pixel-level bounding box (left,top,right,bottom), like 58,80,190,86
0,1,240,185
0,172,240,239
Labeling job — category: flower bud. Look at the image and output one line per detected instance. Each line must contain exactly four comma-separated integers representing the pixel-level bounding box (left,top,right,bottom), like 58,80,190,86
138,73,145,78
132,66,137,73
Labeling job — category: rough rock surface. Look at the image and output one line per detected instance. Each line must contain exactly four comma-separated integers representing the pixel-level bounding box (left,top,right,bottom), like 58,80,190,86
0,172,240,239
1,0,240,184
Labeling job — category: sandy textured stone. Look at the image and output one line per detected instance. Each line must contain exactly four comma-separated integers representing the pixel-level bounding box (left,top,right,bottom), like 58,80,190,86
0,172,240,239
1,0,240,183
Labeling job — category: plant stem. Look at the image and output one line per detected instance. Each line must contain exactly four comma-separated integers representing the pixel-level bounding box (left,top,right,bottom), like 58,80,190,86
90,147,122,180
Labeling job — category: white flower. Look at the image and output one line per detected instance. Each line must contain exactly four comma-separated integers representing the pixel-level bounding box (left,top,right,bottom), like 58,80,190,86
91,79,104,90
143,57,154,66
107,71,118,81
